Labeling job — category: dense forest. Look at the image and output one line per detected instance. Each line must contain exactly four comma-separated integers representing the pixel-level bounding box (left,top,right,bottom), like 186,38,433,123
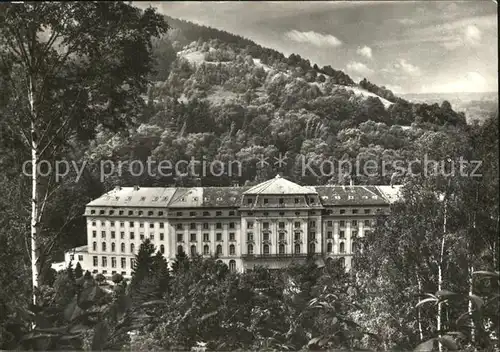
0,4,498,351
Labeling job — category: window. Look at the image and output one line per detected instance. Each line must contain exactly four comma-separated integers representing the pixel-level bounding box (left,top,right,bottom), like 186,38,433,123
247,232,254,241
121,258,126,269
278,222,285,229
279,233,285,241
93,256,98,266
111,231,115,239
340,209,346,214
190,223,196,230
203,211,210,216
327,242,333,252
93,242,97,251
352,220,358,226
216,233,222,241
309,197,315,203
92,231,96,238
190,233,196,242
177,233,183,242
216,211,222,216
111,257,116,268
294,232,301,241
229,232,235,241
130,243,135,253
120,232,125,239
159,222,164,229
352,209,358,214
295,211,300,216
263,233,269,241
158,211,164,216
340,242,345,253
149,234,154,240
102,242,106,251
139,223,144,228
138,211,143,216
190,245,197,256
121,243,125,252
130,258,135,268
101,231,106,238
229,222,235,229
310,232,316,240
216,244,222,255
247,198,252,204
99,210,105,215
364,209,371,214
102,257,107,267
263,222,269,229
140,234,144,240
130,232,135,240
160,233,164,241
229,211,235,216
339,257,345,268
176,224,183,230
149,223,154,228
91,210,96,215
309,221,316,228
119,210,124,215
339,220,345,227
294,221,301,228
248,244,254,255
327,231,332,239
78,255,83,261
92,221,96,226
364,220,370,227
229,244,235,255
339,231,345,239
263,244,270,254
129,221,134,227
176,212,183,216
279,244,285,254
177,245,184,255
294,244,301,254
190,211,196,217
203,233,209,242
203,245,210,255
327,221,333,227
263,198,268,204
216,222,222,229
229,260,236,272
295,198,300,204
160,244,165,254
279,198,284,204
309,243,315,253
128,211,133,216
111,243,116,252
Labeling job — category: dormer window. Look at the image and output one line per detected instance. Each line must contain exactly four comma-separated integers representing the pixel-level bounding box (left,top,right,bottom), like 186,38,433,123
138,211,143,216
203,211,210,216
109,210,114,215
193,197,198,201
247,198,253,204
140,197,146,201
279,198,284,204
176,212,183,216
99,210,105,215
295,198,300,204
91,210,96,214
148,211,153,216
309,198,315,203
263,198,268,204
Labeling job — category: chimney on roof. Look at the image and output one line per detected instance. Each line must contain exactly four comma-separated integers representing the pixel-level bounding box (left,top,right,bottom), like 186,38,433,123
133,185,140,191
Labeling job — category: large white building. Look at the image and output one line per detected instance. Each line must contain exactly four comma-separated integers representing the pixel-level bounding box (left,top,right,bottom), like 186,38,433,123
54,176,402,277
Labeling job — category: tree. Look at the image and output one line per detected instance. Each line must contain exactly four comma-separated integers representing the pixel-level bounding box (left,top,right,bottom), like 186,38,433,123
0,3,168,303
74,262,83,279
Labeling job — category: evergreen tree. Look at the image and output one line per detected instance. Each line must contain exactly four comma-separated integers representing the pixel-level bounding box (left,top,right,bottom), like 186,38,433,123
130,239,157,290
74,262,83,279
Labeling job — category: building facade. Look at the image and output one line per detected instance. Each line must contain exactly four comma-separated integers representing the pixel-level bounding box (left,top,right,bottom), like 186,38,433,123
55,176,401,277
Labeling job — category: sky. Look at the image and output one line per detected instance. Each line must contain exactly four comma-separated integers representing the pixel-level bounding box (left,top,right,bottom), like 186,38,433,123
134,1,498,94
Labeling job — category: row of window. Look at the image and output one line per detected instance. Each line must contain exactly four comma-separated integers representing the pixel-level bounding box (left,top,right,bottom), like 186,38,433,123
89,209,237,217
177,232,237,242
92,231,165,241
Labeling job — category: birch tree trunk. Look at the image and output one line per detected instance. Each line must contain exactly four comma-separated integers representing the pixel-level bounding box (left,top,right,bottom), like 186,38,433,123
416,272,424,341
437,200,447,352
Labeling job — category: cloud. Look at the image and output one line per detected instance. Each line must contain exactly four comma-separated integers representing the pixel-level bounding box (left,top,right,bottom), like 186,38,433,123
356,46,373,59
284,30,342,47
464,25,482,44
346,61,374,76
395,59,421,76
396,18,416,25
420,71,492,93
382,59,421,77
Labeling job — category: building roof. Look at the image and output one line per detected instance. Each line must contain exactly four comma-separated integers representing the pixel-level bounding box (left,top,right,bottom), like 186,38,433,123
87,187,176,207
314,185,388,206
86,178,403,209
243,175,317,195
376,185,404,204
